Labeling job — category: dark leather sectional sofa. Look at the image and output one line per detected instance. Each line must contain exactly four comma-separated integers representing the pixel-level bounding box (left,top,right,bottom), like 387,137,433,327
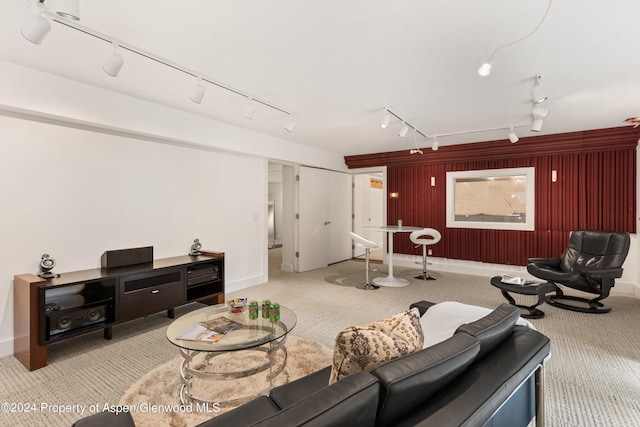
73,301,551,427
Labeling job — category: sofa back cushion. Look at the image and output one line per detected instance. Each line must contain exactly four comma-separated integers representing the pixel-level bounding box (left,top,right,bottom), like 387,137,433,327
329,308,423,384
454,303,520,359
371,332,480,427
253,371,380,427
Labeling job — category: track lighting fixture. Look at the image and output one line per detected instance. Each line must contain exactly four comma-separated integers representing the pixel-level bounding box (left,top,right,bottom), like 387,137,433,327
531,118,543,132
190,77,205,104
532,105,550,119
409,128,423,154
478,63,492,77
103,43,124,77
55,0,80,21
285,117,297,133
508,127,519,143
478,0,553,77
379,109,530,148
378,107,531,151
20,3,51,44
531,74,548,104
398,122,410,137
531,106,548,132
624,117,640,128
379,108,429,139
379,109,391,129
19,3,296,131
243,99,255,119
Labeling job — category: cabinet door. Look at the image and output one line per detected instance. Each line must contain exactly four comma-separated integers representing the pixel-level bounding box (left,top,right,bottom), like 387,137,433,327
118,267,185,321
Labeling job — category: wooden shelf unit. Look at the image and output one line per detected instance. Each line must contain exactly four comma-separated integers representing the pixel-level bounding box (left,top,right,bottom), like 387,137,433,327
14,252,224,371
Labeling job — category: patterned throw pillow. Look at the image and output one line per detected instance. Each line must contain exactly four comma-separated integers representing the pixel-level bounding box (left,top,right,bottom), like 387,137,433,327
329,307,424,384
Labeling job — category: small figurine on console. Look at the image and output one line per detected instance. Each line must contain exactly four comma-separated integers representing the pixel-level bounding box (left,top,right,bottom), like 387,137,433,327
38,253,59,279
189,238,202,256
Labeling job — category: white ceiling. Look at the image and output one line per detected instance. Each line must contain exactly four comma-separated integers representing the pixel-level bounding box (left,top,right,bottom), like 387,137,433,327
1,0,639,157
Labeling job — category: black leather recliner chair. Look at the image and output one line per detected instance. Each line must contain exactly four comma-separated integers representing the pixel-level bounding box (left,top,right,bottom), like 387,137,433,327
527,230,630,313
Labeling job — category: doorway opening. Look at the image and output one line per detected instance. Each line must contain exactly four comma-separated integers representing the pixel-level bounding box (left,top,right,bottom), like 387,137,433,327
352,171,385,262
268,162,284,279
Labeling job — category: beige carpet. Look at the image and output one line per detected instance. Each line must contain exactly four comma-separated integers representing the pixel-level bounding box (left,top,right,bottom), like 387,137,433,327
118,336,332,427
0,252,638,426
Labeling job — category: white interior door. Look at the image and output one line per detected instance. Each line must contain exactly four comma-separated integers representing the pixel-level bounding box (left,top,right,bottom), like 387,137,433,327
328,171,351,264
297,166,330,272
297,167,351,272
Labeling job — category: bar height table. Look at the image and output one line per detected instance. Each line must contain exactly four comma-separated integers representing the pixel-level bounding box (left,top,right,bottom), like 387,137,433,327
363,225,422,287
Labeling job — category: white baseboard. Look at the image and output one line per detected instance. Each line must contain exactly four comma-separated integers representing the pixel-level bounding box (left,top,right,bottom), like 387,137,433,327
394,254,531,279
393,254,639,299
224,275,266,295
612,281,640,298
0,338,13,359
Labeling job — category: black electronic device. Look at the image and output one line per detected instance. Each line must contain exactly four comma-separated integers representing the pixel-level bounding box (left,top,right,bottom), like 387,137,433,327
46,304,108,338
101,246,153,269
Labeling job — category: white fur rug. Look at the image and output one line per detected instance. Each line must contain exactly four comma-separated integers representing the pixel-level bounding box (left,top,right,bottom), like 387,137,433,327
119,336,333,427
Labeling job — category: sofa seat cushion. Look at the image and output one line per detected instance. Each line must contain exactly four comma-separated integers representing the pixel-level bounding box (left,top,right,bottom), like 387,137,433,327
254,371,380,427
454,303,521,359
419,301,534,348
330,308,423,383
371,332,481,427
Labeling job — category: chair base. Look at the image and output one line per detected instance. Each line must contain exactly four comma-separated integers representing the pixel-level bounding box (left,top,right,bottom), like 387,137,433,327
357,282,380,290
546,294,611,314
414,274,436,281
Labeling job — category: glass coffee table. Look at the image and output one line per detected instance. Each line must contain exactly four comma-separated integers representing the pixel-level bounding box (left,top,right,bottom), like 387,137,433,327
166,303,296,407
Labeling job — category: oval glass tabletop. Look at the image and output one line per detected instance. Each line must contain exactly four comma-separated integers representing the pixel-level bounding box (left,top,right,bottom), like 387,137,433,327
166,303,297,352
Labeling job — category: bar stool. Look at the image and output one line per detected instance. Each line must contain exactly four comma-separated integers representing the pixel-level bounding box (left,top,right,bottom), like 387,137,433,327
409,228,441,280
349,232,380,290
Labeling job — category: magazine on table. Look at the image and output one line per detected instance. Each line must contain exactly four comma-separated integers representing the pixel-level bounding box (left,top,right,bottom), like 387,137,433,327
500,274,545,286
176,316,245,342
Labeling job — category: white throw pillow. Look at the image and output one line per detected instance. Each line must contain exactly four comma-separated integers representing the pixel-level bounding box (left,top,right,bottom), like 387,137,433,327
420,301,534,349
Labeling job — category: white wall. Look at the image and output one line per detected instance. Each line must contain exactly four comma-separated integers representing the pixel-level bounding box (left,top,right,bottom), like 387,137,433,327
0,115,271,356
0,61,349,358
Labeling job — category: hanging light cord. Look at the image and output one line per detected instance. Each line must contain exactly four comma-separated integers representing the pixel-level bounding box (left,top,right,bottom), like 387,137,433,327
484,0,553,65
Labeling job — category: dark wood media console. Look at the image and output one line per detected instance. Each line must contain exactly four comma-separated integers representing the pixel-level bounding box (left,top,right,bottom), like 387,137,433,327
14,252,224,371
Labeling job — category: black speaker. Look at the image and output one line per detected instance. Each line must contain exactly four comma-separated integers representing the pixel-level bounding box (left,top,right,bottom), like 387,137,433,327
101,246,153,269
48,305,107,335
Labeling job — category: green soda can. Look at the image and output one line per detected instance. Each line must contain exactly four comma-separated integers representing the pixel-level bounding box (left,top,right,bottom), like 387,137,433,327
248,301,259,320
261,300,271,319
270,303,280,323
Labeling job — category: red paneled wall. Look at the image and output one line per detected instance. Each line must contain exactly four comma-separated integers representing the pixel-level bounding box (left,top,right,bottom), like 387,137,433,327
345,127,638,266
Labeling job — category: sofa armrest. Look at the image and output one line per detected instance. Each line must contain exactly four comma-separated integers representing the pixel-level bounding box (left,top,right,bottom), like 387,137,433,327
410,300,437,317
527,257,561,269
582,267,623,279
